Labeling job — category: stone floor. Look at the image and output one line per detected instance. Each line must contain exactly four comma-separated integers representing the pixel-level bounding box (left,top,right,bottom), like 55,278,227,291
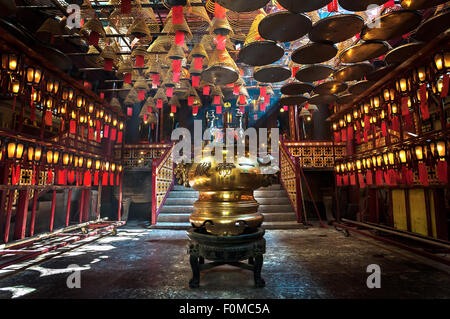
0,221,449,299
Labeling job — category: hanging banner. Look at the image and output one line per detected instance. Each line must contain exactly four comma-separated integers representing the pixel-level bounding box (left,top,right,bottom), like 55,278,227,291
419,84,429,120
437,161,448,183
418,163,429,186
366,170,373,185
358,173,366,188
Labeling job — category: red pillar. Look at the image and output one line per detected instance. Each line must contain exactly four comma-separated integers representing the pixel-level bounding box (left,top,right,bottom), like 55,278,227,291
13,189,30,240
49,190,57,232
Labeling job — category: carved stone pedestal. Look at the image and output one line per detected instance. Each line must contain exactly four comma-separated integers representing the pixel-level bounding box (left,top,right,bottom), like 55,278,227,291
187,228,266,288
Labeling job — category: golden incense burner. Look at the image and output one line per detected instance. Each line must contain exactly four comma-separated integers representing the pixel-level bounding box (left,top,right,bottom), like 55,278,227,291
175,142,277,236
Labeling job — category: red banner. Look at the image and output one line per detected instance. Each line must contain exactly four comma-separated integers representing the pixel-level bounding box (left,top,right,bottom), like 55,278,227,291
437,161,448,183
418,162,429,186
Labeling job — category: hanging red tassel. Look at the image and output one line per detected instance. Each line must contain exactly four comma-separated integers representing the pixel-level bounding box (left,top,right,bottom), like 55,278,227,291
401,96,412,128
239,105,245,113
157,99,163,109
260,87,267,97
216,105,222,114
104,124,109,138
366,170,373,185
110,172,114,186
175,31,185,46
171,105,177,113
292,66,299,78
441,74,449,98
437,161,448,183
358,173,366,188
47,169,53,184
239,94,246,105
152,73,160,88
384,0,395,7
194,57,203,70
70,120,76,134
94,171,99,186
124,73,132,84
213,95,221,105
121,0,131,14
172,5,183,25
88,127,94,140
341,128,347,142
192,106,198,116
44,110,52,126
375,170,383,185
188,96,194,106
203,85,210,95
88,31,100,46
214,2,226,19
102,172,109,186
127,106,133,116
347,126,353,141
173,71,181,83
84,171,92,186
216,35,226,50
327,0,338,12
381,121,387,137
336,175,342,186
110,128,117,141
192,75,200,88
418,162,429,186
233,85,240,96
116,174,120,185
166,87,173,97
172,59,182,73
117,131,123,143
334,131,340,143
135,55,144,67
260,103,266,112
419,84,429,120
350,173,356,186
104,58,113,71
392,116,399,131
138,90,145,100
343,174,349,186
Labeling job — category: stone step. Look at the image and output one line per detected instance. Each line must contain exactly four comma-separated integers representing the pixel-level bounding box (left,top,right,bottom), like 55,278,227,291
150,222,190,230
263,213,297,222
262,221,302,230
172,184,283,191
157,212,296,223
167,189,289,199
167,191,199,198
151,221,301,230
157,213,190,223
159,204,294,214
164,197,291,206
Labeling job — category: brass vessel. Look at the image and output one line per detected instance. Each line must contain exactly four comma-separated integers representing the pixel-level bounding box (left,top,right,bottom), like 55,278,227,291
175,112,277,236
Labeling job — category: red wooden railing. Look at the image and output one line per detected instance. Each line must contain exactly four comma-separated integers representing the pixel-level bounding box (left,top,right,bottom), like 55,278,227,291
151,144,175,225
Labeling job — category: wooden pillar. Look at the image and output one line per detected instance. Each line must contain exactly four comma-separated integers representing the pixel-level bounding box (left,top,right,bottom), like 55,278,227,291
65,189,72,227
117,174,122,221
49,190,56,232
29,189,38,236
13,189,30,240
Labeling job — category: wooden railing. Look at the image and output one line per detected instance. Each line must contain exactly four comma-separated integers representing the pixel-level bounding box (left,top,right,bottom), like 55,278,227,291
280,141,302,223
279,140,346,223
151,144,175,225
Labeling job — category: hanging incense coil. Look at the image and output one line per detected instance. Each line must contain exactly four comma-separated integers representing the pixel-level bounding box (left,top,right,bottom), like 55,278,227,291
154,88,169,103
277,0,332,13
119,83,132,99
127,18,152,39
253,65,291,83
201,49,239,85
309,14,364,44
134,77,149,90
163,12,193,39
167,43,186,60
81,18,105,38
124,88,139,105
239,12,284,66
144,96,156,111
117,59,133,75
210,17,234,36
227,9,265,42
190,43,209,59
110,97,122,113
258,11,312,42
215,0,270,12
36,18,65,43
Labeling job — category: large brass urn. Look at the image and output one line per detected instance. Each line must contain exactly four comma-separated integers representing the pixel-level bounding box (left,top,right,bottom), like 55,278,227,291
176,145,276,236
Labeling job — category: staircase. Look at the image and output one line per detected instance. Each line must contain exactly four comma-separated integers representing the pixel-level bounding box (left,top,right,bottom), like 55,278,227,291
152,184,300,230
